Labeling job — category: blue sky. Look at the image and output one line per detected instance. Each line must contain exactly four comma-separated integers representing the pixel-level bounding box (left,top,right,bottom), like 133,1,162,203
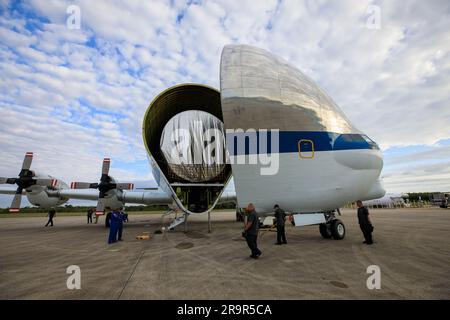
0,0,449,207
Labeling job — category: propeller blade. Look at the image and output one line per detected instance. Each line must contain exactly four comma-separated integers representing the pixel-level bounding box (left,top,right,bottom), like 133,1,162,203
21,152,33,171
95,198,105,215
101,158,111,175
115,183,134,190
71,182,97,189
9,189,22,213
0,177,8,184
36,179,58,188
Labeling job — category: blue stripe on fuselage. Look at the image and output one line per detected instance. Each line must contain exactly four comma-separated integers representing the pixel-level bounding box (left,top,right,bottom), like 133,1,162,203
226,131,379,155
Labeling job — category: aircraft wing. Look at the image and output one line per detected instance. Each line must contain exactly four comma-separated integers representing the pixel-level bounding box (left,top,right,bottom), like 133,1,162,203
51,189,234,206
0,187,26,195
1,183,235,210
47,189,174,206
0,186,173,212
0,151,235,211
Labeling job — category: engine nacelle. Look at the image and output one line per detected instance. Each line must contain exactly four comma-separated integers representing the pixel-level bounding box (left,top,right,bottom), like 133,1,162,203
143,84,232,214
102,176,130,211
26,173,69,208
27,187,68,208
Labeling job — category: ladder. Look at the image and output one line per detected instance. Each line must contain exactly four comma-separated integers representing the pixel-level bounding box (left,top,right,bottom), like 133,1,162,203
168,214,186,230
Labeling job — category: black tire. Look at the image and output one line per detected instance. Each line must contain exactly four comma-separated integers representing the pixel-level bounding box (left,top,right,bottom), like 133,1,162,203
330,219,345,240
319,223,332,239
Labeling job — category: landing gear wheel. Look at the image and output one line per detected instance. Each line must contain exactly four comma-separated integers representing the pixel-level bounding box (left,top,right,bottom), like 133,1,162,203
330,219,345,240
319,223,332,239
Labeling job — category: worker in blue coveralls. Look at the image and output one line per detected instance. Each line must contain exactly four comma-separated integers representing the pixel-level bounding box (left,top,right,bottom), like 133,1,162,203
108,209,121,244
117,207,126,241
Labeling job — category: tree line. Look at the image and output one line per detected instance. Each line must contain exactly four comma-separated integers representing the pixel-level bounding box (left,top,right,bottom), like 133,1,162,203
0,202,237,214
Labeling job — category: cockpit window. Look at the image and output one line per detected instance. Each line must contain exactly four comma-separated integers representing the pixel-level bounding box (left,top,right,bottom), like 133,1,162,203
334,134,380,150
340,134,366,143
362,135,380,150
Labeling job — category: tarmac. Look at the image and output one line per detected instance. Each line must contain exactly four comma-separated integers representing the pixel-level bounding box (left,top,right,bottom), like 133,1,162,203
0,208,449,299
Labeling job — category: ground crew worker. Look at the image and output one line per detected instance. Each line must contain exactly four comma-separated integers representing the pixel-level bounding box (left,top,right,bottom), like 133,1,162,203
440,197,448,208
108,209,120,244
87,208,93,224
117,208,126,241
273,204,287,245
243,203,262,259
356,200,374,245
45,208,56,227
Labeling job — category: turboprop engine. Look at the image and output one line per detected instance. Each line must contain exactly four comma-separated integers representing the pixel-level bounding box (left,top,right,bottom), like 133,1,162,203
0,152,69,212
25,178,69,209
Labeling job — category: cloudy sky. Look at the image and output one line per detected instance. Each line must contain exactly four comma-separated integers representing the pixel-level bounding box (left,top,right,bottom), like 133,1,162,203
0,0,449,207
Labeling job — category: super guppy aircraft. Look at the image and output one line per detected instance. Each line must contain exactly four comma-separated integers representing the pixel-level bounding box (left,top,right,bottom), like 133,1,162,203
0,44,385,239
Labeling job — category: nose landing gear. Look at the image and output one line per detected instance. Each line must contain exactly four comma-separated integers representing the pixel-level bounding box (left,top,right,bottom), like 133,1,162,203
319,211,345,240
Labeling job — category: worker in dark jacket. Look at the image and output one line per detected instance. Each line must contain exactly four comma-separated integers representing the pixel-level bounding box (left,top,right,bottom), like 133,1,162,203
105,211,112,228
87,208,93,224
45,208,56,227
356,200,374,245
243,203,262,259
108,209,121,244
274,204,287,245
117,208,126,241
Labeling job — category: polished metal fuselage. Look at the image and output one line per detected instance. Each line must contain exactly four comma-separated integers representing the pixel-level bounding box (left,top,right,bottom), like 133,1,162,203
220,44,359,133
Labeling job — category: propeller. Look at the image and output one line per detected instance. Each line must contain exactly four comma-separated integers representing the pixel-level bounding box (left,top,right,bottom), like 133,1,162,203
70,158,134,215
0,152,58,213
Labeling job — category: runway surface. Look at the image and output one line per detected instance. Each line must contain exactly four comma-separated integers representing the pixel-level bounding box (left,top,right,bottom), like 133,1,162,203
0,208,449,299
